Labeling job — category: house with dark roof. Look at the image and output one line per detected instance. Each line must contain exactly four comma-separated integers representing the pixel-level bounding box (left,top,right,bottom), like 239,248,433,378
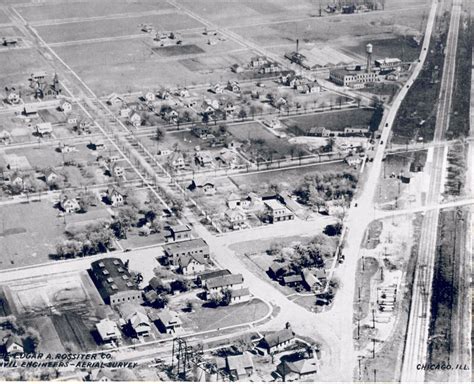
268,262,289,280
197,269,231,287
283,274,304,287
90,258,142,305
163,238,210,265
1,334,23,355
257,328,295,355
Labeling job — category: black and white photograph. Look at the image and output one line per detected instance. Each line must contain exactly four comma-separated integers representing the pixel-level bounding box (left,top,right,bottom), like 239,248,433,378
0,0,471,382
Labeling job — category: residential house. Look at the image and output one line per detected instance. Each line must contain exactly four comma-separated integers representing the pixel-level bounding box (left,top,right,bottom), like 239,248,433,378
257,328,295,355
166,224,191,242
0,130,12,144
231,64,244,73
189,177,215,195
218,148,238,168
163,238,210,265
230,287,251,305
23,104,38,116
60,194,80,213
107,93,123,106
96,319,121,343
2,37,18,47
302,269,323,291
168,151,185,170
191,124,211,139
224,102,235,115
276,356,319,381
144,91,155,102
44,169,58,185
93,140,106,151
227,192,242,209
7,91,20,104
277,191,305,217
154,309,182,334
126,311,151,337
157,89,170,100
308,127,330,137
178,88,190,98
264,200,294,223
268,262,289,280
225,208,246,230
195,151,214,167
119,107,131,118
250,56,268,68
263,118,282,129
258,62,280,74
1,334,24,355
282,274,304,287
178,254,206,275
227,80,240,93
90,258,142,305
210,83,225,94
10,173,23,188
107,186,125,206
129,112,141,127
205,273,244,297
35,122,53,136
164,109,179,123
225,353,254,380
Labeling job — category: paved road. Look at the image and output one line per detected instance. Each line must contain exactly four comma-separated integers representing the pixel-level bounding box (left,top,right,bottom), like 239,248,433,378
401,0,463,381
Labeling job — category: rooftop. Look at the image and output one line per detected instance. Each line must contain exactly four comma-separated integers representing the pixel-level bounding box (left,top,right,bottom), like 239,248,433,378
90,258,139,299
164,238,208,255
206,273,243,289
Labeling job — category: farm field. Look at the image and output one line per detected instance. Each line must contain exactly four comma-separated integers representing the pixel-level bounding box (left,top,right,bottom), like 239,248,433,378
16,0,174,23
282,108,374,134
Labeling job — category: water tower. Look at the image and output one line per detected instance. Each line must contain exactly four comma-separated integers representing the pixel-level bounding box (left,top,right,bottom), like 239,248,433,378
366,43,373,73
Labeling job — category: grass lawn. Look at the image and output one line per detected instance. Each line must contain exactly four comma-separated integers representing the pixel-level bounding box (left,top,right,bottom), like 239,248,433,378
346,37,422,63
182,299,268,332
0,200,66,269
24,316,65,353
282,108,374,135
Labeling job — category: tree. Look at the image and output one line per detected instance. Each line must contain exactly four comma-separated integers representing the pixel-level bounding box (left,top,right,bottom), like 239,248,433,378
78,190,95,213
238,108,247,121
25,327,41,352
324,222,343,236
185,300,195,313
220,288,232,306
267,241,283,256
155,127,166,141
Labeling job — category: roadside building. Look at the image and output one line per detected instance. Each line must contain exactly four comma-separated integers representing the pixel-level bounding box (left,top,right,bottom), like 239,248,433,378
107,93,124,106
90,258,142,305
1,334,24,355
329,68,379,87
166,224,191,242
230,287,251,305
205,273,244,297
96,319,121,343
154,309,182,334
257,328,295,355
283,274,304,287
345,155,362,166
163,238,210,265
268,262,289,280
168,151,185,170
23,104,38,116
276,356,319,381
302,269,323,291
107,186,125,206
60,100,72,113
225,208,246,230
189,177,216,195
195,151,214,167
197,269,231,287
264,200,294,223
225,353,254,380
60,194,81,213
308,127,330,137
374,58,402,70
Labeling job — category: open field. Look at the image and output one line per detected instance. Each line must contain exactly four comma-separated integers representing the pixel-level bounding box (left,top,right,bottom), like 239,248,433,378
282,108,374,134
35,13,203,44
16,0,174,23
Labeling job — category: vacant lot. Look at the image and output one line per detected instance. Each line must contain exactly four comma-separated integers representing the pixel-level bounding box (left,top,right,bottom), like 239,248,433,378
181,298,269,332
282,108,374,134
152,44,205,57
51,313,97,351
346,36,422,62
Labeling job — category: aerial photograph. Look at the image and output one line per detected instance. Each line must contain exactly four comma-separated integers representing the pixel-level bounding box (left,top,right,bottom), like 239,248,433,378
0,0,471,382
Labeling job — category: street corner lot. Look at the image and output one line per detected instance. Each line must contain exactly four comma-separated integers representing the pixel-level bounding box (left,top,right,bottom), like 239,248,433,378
176,298,270,333
15,0,174,24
